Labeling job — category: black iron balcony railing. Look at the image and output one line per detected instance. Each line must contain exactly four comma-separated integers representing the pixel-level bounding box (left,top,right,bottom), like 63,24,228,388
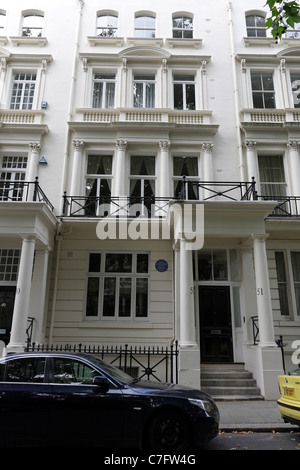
61,178,300,218
0,177,54,212
62,193,172,218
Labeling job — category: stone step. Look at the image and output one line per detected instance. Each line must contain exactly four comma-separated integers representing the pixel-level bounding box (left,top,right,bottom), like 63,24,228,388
201,367,263,401
202,378,258,387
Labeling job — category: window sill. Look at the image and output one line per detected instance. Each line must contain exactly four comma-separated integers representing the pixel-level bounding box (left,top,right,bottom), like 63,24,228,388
243,37,277,47
87,36,124,47
82,319,151,327
281,37,300,46
127,37,163,47
165,38,202,48
9,36,48,47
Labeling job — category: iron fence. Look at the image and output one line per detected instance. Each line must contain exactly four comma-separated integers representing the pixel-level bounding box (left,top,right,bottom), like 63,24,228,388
26,341,179,384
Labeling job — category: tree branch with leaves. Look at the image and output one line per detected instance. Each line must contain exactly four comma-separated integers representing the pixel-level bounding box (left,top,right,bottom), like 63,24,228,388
265,0,300,39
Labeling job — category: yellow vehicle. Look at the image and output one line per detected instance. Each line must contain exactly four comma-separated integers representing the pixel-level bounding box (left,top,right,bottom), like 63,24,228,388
278,370,300,427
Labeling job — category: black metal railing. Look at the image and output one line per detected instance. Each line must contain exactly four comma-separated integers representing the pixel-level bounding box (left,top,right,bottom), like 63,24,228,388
60,177,300,219
180,176,258,201
259,195,300,217
62,193,172,218
0,177,54,212
26,341,179,384
251,316,259,345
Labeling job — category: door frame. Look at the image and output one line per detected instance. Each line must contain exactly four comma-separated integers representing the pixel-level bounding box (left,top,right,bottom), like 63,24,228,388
195,282,242,363
198,285,233,363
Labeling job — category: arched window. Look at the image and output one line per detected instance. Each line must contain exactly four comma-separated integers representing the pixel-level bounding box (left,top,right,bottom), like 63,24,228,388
245,13,266,37
22,13,44,37
96,13,118,37
173,15,193,39
134,14,155,38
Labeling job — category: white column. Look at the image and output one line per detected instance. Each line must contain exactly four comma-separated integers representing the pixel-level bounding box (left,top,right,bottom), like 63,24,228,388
7,237,36,351
179,239,196,346
202,142,213,200
202,142,213,180
158,140,170,198
252,235,276,347
70,139,84,196
121,59,128,107
245,140,258,182
114,139,127,197
161,59,168,108
287,140,300,197
26,142,41,201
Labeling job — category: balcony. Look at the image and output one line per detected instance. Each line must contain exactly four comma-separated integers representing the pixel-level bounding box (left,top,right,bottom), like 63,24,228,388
0,109,45,125
61,179,300,219
241,108,300,126
75,108,213,126
0,178,54,212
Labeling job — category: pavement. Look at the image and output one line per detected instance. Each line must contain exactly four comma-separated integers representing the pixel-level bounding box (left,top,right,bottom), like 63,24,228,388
216,399,299,432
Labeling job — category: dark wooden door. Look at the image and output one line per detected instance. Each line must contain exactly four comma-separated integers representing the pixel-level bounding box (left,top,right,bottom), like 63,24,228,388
199,286,233,362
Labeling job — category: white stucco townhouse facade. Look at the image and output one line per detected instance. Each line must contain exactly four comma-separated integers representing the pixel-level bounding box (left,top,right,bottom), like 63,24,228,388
0,0,300,399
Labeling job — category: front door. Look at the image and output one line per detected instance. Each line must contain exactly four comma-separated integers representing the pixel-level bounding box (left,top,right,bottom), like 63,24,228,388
199,286,233,362
0,286,16,345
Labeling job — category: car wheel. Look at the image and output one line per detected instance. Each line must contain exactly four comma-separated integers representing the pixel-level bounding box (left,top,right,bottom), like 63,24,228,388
148,411,191,451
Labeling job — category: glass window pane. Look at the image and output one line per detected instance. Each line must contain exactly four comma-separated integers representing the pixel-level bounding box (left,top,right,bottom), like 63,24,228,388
251,72,262,90
86,277,99,316
119,278,131,316
198,251,213,280
53,358,98,384
173,18,183,28
174,83,183,109
133,82,143,107
275,251,287,282
87,155,112,175
136,278,148,317
213,250,228,280
103,277,116,316
137,253,149,273
6,358,45,382
173,157,198,176
89,253,101,272
130,156,155,175
105,254,132,272
291,252,300,282
263,93,275,108
294,284,300,316
262,74,274,91
246,15,255,27
186,84,195,109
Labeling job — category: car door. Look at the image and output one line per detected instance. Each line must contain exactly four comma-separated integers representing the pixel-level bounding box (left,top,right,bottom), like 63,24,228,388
0,356,51,446
47,356,126,447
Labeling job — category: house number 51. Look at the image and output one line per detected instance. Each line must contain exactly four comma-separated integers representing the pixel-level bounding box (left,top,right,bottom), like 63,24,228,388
257,288,264,295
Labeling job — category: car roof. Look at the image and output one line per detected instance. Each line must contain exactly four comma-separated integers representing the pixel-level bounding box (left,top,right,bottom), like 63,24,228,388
0,351,100,361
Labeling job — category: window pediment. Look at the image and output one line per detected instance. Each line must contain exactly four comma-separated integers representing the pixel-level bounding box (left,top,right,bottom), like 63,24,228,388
119,46,171,60
277,47,300,59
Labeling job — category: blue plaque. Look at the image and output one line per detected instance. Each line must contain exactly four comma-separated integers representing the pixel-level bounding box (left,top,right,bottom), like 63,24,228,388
155,259,168,272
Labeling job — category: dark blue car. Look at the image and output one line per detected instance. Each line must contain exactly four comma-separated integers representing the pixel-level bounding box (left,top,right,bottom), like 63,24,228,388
0,352,219,450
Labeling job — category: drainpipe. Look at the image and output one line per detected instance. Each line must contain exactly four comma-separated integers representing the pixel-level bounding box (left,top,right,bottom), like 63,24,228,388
60,0,84,202
227,2,245,181
48,223,62,345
